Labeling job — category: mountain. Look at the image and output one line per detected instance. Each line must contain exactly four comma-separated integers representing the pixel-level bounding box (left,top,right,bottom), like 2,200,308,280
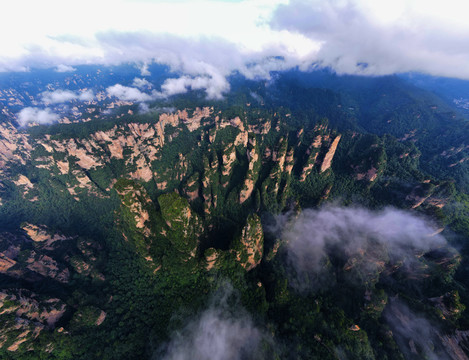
0,67,468,360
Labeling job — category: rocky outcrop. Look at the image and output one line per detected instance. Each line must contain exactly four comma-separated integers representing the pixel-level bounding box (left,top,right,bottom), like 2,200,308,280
222,144,237,178
233,214,264,271
114,180,153,237
0,289,66,352
1,108,302,209
355,166,378,182
21,223,67,248
234,130,249,147
69,239,105,281
405,182,445,209
320,135,341,173
73,144,101,169
204,248,223,271
267,138,288,197
0,121,32,171
202,151,220,214
0,254,16,272
248,118,271,135
0,229,71,283
13,174,35,200
284,148,294,175
179,107,212,131
300,135,322,182
95,310,107,326
240,136,260,204
219,116,245,132
26,253,70,283
184,172,200,201
130,155,153,182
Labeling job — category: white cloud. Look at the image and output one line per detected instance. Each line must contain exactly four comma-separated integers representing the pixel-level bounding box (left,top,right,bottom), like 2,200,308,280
1,0,469,98
137,62,151,76
109,72,229,101
17,107,59,126
0,0,315,100
41,90,77,104
55,64,76,72
41,89,94,104
160,75,229,100
132,77,151,89
271,0,469,78
106,84,158,102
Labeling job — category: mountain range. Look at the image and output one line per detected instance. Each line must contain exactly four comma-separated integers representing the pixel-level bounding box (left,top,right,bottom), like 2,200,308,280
0,66,468,360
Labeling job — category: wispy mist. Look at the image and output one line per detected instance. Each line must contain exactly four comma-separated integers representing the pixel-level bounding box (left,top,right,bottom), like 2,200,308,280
156,283,271,360
384,298,451,360
279,206,446,289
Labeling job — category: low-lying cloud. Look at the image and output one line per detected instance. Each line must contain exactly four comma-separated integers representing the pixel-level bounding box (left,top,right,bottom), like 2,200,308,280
157,283,270,360
279,206,447,288
17,107,60,127
55,64,76,73
160,75,229,100
41,89,94,104
107,72,230,102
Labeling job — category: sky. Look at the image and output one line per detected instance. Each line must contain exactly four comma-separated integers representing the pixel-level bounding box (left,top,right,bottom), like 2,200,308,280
3,0,469,98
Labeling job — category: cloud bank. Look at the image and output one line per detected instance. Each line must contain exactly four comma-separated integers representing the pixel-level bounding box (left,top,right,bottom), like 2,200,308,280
279,206,446,288
2,0,469,99
271,0,469,78
17,107,60,127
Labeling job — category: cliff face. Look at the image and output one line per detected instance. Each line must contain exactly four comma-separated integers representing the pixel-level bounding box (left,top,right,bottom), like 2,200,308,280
299,124,339,181
320,135,341,173
0,107,351,216
240,136,261,204
115,180,154,237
